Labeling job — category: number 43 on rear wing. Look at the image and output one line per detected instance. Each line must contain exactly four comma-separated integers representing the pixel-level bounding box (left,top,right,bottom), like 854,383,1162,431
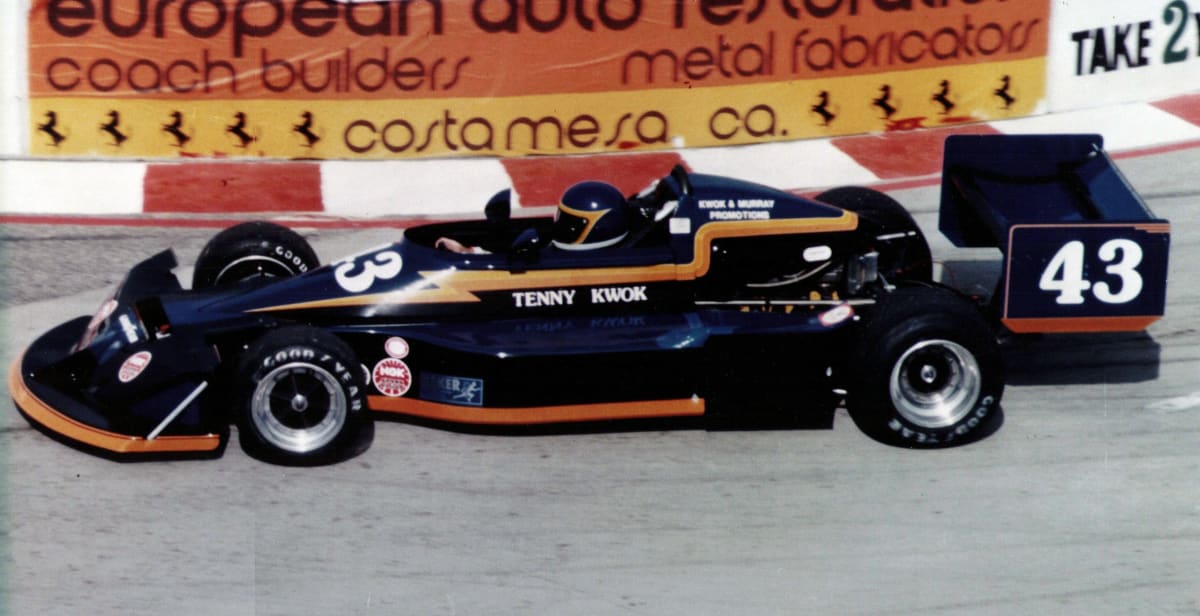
939,134,1170,333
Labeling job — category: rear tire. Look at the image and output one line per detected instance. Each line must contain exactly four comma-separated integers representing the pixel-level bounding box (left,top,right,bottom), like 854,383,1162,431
192,221,319,289
847,286,1002,447
816,186,932,282
235,326,370,465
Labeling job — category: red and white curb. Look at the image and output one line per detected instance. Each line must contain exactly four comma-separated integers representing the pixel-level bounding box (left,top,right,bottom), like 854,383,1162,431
2,94,1199,221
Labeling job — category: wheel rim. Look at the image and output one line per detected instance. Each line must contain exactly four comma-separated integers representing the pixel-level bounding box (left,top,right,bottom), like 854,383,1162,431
215,255,295,285
250,361,347,454
888,339,981,429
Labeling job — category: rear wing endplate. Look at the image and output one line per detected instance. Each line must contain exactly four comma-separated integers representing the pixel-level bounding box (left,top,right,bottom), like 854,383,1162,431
939,134,1170,333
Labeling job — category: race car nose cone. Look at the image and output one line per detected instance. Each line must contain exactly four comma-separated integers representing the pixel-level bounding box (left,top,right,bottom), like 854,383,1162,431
291,394,309,413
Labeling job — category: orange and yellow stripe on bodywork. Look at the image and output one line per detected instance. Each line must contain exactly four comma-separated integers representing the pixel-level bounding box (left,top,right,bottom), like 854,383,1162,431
1000,316,1163,334
370,395,705,425
259,211,858,312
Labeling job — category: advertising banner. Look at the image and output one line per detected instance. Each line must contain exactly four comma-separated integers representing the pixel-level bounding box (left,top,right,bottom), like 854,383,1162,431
29,0,1050,159
1048,0,1200,111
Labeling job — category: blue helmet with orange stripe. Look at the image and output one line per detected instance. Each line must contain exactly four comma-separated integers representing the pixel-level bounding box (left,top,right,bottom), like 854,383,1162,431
552,181,630,250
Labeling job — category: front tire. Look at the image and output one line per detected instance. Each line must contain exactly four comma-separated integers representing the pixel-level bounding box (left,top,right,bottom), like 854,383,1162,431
235,327,370,465
193,221,319,290
847,286,1003,447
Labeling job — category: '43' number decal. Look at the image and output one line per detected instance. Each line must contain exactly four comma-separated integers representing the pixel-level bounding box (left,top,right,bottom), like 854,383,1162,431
1039,239,1143,305
334,249,403,293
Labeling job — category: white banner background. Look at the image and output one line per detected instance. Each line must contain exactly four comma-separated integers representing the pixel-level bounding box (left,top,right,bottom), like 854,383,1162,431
1049,0,1200,110
0,0,30,156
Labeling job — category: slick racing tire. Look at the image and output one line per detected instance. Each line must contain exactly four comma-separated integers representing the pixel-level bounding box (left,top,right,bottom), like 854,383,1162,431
235,327,371,465
847,286,1003,448
192,221,319,289
815,186,933,282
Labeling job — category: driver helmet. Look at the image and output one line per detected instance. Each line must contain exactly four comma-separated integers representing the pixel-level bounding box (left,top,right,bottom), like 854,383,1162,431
552,181,629,250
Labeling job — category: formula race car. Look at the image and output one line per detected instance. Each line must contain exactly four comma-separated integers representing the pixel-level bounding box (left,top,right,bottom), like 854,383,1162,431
12,135,1170,464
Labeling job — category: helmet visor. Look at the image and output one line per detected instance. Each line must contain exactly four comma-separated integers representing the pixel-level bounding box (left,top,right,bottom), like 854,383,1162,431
552,209,591,245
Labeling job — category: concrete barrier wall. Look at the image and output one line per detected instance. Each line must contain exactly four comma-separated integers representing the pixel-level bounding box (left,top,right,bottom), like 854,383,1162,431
1,1,1198,216
15,0,1051,159
5,1,1198,162
1,0,30,156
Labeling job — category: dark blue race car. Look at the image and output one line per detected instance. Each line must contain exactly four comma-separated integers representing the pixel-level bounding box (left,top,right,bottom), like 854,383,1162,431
11,135,1170,464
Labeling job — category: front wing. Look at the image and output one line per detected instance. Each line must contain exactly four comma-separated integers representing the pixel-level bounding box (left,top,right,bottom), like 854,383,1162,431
12,317,222,455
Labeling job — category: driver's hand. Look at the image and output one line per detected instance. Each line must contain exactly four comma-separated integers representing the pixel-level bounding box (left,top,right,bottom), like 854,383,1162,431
436,237,487,254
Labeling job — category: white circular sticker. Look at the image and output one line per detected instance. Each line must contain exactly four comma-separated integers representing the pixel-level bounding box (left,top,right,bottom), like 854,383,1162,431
372,358,412,397
384,336,410,359
819,303,855,327
118,351,152,383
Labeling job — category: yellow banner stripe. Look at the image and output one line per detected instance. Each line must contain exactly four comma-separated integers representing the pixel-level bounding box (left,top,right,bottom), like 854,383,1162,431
31,59,1045,159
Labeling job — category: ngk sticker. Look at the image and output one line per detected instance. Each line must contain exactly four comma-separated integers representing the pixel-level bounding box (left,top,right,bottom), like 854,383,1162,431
372,358,412,397
118,351,152,383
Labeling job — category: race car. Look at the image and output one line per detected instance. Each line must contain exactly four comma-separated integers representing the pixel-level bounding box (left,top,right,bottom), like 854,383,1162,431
11,134,1170,464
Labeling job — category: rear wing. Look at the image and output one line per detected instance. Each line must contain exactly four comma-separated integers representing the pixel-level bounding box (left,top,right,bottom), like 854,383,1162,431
939,134,1169,333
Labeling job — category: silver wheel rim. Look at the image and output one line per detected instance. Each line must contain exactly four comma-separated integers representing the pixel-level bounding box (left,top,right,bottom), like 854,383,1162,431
889,339,981,429
250,361,346,454
215,255,293,285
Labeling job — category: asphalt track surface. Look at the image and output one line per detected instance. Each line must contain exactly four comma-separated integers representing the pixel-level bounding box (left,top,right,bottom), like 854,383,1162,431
2,148,1199,616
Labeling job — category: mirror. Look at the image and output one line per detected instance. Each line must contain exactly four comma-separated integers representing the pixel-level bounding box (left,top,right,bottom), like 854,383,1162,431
670,164,692,196
509,228,544,265
485,189,511,226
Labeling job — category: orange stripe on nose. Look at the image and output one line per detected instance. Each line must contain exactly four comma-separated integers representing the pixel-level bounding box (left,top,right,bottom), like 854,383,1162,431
10,354,221,454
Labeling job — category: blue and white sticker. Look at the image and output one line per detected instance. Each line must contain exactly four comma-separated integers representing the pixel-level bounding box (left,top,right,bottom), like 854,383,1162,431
421,373,484,407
